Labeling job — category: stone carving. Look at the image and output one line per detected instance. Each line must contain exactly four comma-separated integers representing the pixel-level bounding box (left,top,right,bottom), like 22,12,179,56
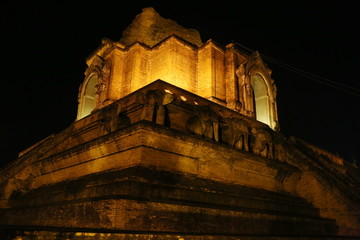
274,142,288,163
186,106,220,141
77,55,112,114
101,104,131,134
136,90,173,125
221,117,249,151
95,60,111,95
101,105,117,133
251,126,274,159
87,55,105,76
117,112,131,129
236,63,254,117
245,51,279,130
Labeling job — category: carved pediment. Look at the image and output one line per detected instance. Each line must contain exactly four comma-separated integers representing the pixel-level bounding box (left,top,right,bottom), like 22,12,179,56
246,51,272,79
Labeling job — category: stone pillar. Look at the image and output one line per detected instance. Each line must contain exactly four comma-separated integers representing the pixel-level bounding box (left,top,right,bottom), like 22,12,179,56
225,43,241,111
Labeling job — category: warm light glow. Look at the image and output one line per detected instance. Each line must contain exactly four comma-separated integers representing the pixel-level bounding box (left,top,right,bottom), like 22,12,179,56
75,232,97,237
78,32,278,128
78,74,97,119
252,75,271,127
148,38,197,93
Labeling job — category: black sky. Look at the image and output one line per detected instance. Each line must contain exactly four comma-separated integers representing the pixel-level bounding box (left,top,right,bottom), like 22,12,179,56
1,1,359,168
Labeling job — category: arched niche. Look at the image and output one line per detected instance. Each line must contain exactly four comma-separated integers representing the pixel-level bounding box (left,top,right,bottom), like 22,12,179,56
251,73,277,130
77,74,98,119
251,74,270,126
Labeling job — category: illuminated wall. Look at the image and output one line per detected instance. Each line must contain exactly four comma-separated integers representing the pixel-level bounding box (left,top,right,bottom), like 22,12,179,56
76,36,279,130
198,40,226,102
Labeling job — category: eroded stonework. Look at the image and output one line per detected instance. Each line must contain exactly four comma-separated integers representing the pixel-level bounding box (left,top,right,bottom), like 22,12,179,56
120,7,203,47
77,7,278,129
1,7,359,240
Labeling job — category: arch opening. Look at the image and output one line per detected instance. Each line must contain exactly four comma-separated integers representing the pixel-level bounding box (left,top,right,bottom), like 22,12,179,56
251,74,271,127
78,74,97,119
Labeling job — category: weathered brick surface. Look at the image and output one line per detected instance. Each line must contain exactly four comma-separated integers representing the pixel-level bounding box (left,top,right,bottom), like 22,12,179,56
1,85,359,238
1,165,337,236
1,7,360,239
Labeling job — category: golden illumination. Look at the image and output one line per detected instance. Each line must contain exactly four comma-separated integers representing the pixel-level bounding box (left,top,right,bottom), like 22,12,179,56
180,95,187,101
77,74,97,119
77,20,278,130
252,74,270,126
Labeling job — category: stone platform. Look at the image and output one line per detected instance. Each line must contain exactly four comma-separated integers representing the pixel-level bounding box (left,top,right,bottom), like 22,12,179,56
1,81,359,239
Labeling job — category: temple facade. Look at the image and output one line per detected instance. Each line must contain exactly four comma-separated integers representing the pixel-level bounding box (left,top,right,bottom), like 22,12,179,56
0,7,359,240
77,7,278,130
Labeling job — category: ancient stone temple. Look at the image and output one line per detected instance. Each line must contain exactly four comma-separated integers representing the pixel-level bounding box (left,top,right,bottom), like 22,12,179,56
1,7,359,240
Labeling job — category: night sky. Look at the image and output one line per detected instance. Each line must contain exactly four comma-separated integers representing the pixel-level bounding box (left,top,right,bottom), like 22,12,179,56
1,1,359,168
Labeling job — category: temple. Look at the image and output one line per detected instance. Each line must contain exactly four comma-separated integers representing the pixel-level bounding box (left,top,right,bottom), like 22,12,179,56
1,7,359,240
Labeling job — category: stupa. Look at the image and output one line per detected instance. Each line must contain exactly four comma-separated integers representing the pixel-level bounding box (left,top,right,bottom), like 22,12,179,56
1,7,359,240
